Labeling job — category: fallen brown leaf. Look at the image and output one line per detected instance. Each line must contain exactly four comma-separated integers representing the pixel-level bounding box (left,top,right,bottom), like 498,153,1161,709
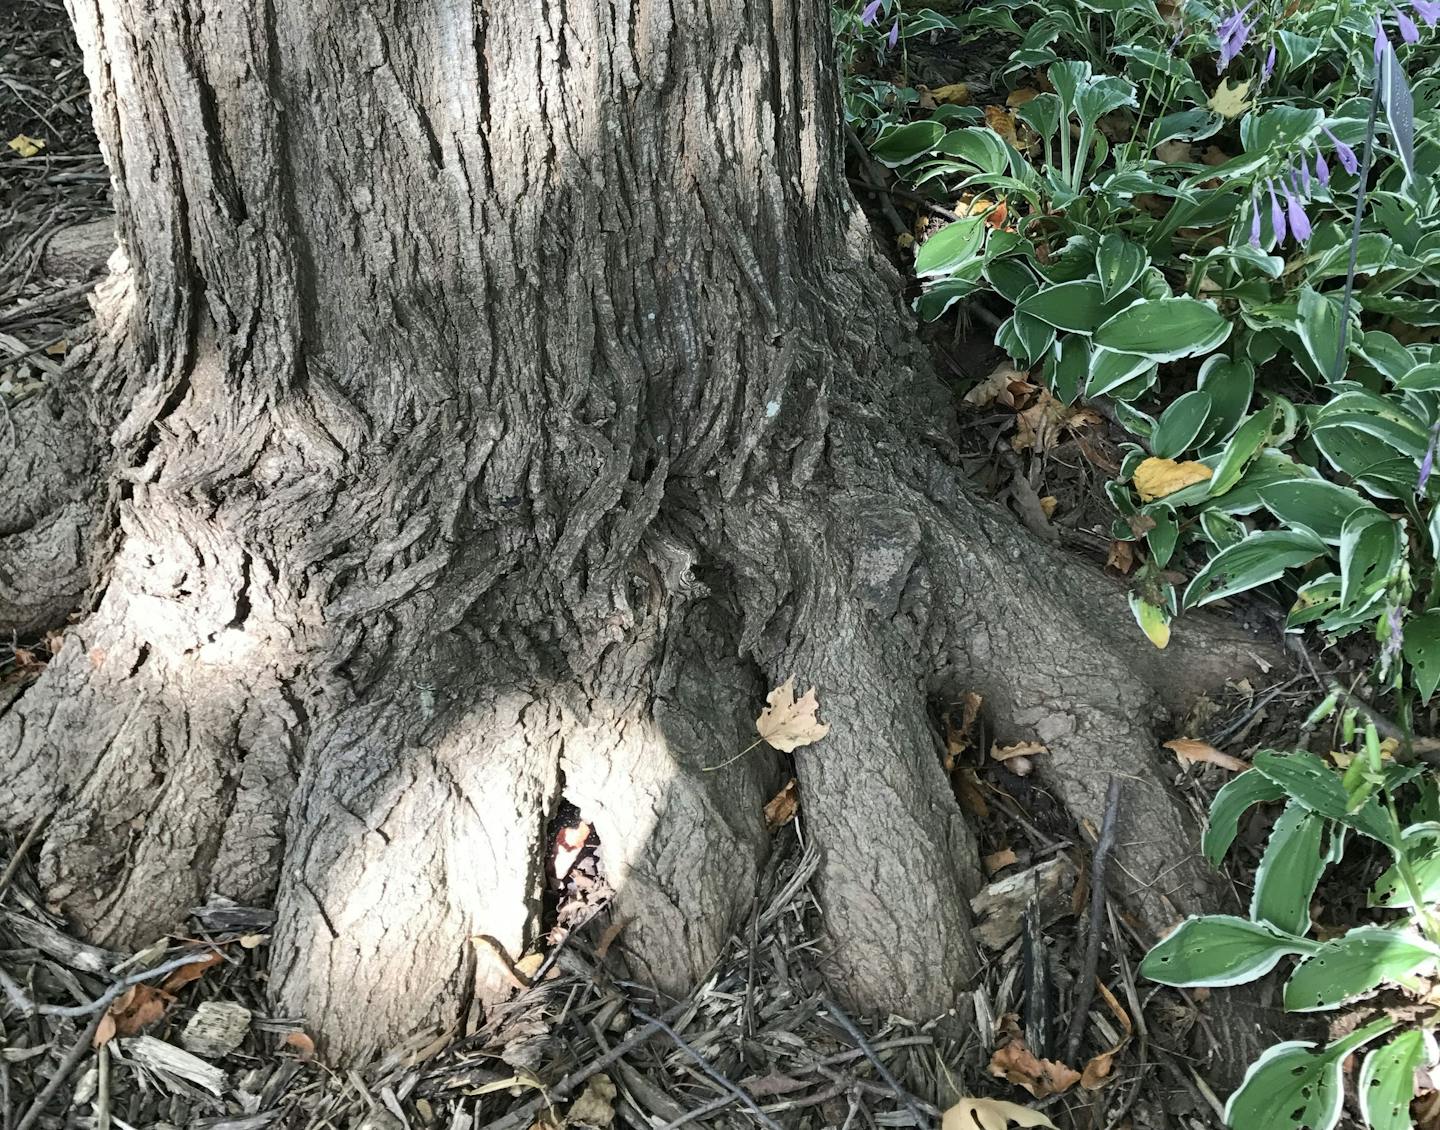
594,917,629,959
282,1030,316,1060
110,983,169,1036
932,82,971,105
1005,87,1040,108
984,848,1019,874
764,779,799,828
1039,496,1059,519
1081,981,1134,1089
1155,139,1192,164
965,362,1033,408
984,105,1018,146
989,1040,1081,1098
1105,540,1134,574
160,952,222,993
568,1074,617,1127
93,1011,117,1048
756,676,830,752
1164,738,1249,772
554,821,591,880
956,768,990,819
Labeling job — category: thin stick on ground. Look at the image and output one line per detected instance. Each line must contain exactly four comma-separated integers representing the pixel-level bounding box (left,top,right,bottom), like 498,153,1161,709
1064,775,1122,1065
0,808,49,899
631,1009,784,1130
14,1007,106,1130
821,997,928,1129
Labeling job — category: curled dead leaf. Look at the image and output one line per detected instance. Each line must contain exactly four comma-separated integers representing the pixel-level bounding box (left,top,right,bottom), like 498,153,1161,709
568,1074,617,1127
1105,540,1135,574
1132,457,1212,502
1164,738,1249,772
282,1030,316,1060
756,676,830,752
931,82,971,105
965,362,1033,408
554,820,591,880
989,1039,1081,1098
1081,981,1133,1089
93,1011,117,1048
160,951,222,993
763,779,799,828
984,848,1019,874
983,106,1018,146
109,983,169,1036
991,741,1046,763
943,1096,1057,1130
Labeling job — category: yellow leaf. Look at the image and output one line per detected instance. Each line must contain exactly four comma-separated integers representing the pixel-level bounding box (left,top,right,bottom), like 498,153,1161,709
1131,597,1171,649
1208,77,1253,119
943,1096,1057,1130
7,134,46,158
931,82,972,105
984,106,1018,147
755,676,830,752
991,740,1046,762
1132,456,1212,501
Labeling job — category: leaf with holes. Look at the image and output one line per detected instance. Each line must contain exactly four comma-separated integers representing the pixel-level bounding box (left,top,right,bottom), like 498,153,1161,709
916,217,987,278
943,1096,1057,1130
1339,509,1402,613
1140,915,1314,988
1360,1029,1435,1130
1223,1020,1395,1130
871,120,946,167
1403,610,1440,704
1251,801,1328,936
1203,769,1286,867
1252,750,1396,845
1258,480,1376,546
1095,233,1148,303
1369,823,1440,909
1182,529,1326,609
1283,927,1438,1012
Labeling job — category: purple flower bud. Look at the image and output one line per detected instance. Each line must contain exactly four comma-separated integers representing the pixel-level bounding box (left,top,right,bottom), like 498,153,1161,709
1284,184,1312,242
1413,0,1440,26
1315,149,1331,185
1268,179,1287,244
1262,44,1277,81
1217,3,1255,70
1374,15,1389,62
1324,127,1359,175
861,0,882,25
1384,604,1405,669
1395,5,1420,41
1249,202,1263,247
1421,422,1440,491
887,16,900,47
1299,158,1312,195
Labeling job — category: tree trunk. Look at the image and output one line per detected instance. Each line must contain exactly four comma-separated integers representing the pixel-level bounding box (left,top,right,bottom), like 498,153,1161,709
2,0,1271,1065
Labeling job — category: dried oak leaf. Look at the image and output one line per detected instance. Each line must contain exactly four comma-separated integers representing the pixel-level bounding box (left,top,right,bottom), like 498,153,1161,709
756,676,830,752
110,983,170,1035
1164,738,1248,772
943,1096,1057,1130
1105,540,1135,574
989,1040,1081,1098
1132,457,1212,501
763,779,799,828
1209,77,1254,118
931,82,972,105
965,362,1033,408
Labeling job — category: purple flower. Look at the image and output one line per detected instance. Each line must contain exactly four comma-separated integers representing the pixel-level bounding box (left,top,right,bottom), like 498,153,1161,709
1395,5,1420,41
1268,179,1287,243
1421,422,1440,491
1217,3,1255,70
861,0,882,25
1324,127,1359,175
1284,183,1312,242
1299,158,1312,195
1383,605,1405,669
887,16,900,47
1413,0,1440,26
1249,202,1263,247
1315,149,1331,185
1375,14,1389,61
1262,44,1277,81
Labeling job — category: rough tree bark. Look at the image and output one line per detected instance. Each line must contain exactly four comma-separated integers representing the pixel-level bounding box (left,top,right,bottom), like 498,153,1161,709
2,0,1274,1066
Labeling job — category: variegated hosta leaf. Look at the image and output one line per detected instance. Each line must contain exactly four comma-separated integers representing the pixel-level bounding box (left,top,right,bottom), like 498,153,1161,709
1140,915,1314,989
1360,1029,1437,1130
1250,800,1329,936
1283,926,1439,1012
1224,1020,1394,1130
1203,769,1285,867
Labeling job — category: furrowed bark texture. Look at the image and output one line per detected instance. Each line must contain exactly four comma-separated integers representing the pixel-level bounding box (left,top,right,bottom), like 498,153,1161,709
0,0,1272,1065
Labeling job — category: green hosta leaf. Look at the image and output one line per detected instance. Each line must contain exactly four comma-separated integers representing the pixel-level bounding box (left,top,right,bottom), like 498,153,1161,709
1016,280,1108,333
1370,823,1440,909
1360,1029,1435,1130
1141,915,1314,988
1339,509,1402,613
1379,40,1416,187
1093,298,1230,362
1239,105,1324,154
1182,529,1326,609
1087,348,1154,397
1013,309,1056,363
1196,356,1254,446
936,127,1012,174
986,259,1036,304
1095,233,1148,303
1014,93,1061,143
1204,769,1286,866
871,120,946,168
1403,610,1440,704
1252,750,1395,845
1199,509,1246,551
1150,391,1212,459
1150,107,1223,144
1046,335,1090,404
1396,362,1440,391
1224,1021,1396,1130
1207,405,1280,496
1257,480,1376,545
1251,801,1328,936
1296,286,1345,383
914,217,986,277
1284,927,1438,1012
